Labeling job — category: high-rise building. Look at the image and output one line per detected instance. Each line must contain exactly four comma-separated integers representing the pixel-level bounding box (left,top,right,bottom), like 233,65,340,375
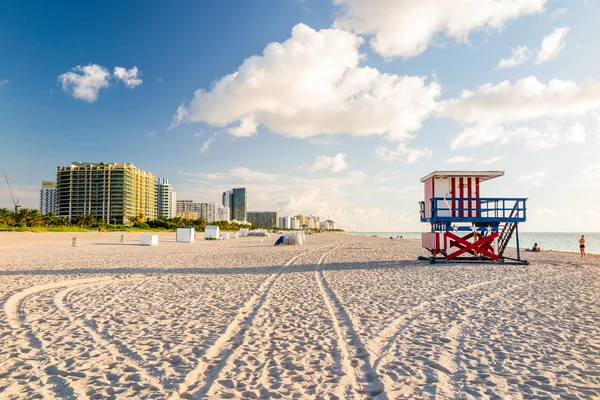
222,190,233,220
278,216,290,229
290,216,300,230
232,188,247,222
171,191,176,218
296,214,307,225
176,200,216,222
216,206,230,221
221,188,247,222
326,220,336,229
56,162,157,225
39,181,57,215
247,211,277,227
307,215,320,229
156,178,175,219
175,211,197,220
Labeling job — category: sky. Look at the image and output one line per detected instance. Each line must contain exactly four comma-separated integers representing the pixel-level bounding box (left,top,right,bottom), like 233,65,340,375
1,0,599,232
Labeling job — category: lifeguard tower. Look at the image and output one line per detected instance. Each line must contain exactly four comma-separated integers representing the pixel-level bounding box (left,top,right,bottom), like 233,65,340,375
418,171,527,264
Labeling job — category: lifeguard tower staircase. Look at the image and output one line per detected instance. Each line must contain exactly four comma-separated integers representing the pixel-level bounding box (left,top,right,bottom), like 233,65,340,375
418,171,527,264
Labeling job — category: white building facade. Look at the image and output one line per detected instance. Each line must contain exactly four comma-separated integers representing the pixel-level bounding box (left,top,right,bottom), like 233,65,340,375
217,205,230,222
157,178,175,219
177,200,216,223
39,181,57,215
290,216,300,230
278,216,290,229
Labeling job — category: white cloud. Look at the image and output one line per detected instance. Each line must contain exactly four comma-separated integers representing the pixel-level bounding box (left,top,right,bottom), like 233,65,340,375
171,24,440,141
58,64,111,102
582,164,600,180
194,130,204,138
517,171,547,186
299,153,349,172
182,167,282,182
0,80,8,87
332,0,547,58
445,156,475,164
450,122,587,150
440,77,600,149
199,133,218,153
169,104,188,130
113,66,143,88
308,137,339,146
482,156,503,165
550,8,567,19
58,64,142,102
536,27,570,64
146,130,157,138
441,77,600,125
496,46,531,69
375,142,433,163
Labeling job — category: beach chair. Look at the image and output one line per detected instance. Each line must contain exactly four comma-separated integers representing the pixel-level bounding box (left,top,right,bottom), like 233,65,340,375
274,236,284,246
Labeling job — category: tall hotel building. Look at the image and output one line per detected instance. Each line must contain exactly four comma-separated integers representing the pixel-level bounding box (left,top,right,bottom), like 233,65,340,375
56,162,157,225
176,200,216,222
247,211,277,227
157,177,176,218
39,181,57,215
222,187,247,222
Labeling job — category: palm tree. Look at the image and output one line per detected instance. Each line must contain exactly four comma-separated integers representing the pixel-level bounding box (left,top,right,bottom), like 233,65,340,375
44,212,59,227
0,208,14,226
128,213,145,225
14,208,42,226
58,216,71,226
74,213,97,227
26,209,45,226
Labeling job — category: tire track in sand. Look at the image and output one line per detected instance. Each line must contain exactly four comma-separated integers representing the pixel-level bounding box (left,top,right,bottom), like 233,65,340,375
53,277,169,395
367,271,537,364
3,277,113,399
439,270,577,398
314,243,388,399
174,245,336,399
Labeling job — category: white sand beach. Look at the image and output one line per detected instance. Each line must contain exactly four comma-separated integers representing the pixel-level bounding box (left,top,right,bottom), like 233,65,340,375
0,232,599,399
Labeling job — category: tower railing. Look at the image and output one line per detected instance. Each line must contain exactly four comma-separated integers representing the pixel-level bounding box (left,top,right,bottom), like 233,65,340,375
419,197,527,223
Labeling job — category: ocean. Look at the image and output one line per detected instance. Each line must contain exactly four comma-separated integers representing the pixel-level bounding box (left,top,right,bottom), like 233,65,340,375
346,232,599,255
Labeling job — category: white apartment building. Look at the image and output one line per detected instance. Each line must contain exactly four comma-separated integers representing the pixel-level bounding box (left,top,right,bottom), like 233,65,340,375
278,216,290,229
177,200,216,223
217,205,230,221
290,216,300,230
39,181,57,215
157,178,176,219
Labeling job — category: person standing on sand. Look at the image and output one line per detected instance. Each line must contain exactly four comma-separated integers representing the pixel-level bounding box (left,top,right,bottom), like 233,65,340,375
579,235,586,258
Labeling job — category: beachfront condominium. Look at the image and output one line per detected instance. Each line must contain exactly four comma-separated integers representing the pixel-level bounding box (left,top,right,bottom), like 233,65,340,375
176,200,216,222
39,181,57,215
232,188,247,222
56,162,157,225
216,205,230,222
222,190,232,217
222,188,247,222
247,211,278,228
290,216,300,230
278,216,290,229
157,178,176,219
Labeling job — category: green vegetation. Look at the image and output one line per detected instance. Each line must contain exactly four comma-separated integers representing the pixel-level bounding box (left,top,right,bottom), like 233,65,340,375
1,208,259,233
0,208,344,233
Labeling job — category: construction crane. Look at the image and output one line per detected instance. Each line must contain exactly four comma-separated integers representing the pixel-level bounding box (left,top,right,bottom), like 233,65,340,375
2,171,21,212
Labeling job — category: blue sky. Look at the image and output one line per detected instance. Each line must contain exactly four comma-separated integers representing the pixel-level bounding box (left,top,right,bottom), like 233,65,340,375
1,0,599,232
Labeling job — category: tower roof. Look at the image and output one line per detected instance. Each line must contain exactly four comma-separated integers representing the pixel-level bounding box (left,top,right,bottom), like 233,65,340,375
420,170,504,183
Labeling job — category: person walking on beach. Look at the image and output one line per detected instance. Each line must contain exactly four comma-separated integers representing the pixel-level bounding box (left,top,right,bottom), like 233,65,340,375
579,235,586,258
